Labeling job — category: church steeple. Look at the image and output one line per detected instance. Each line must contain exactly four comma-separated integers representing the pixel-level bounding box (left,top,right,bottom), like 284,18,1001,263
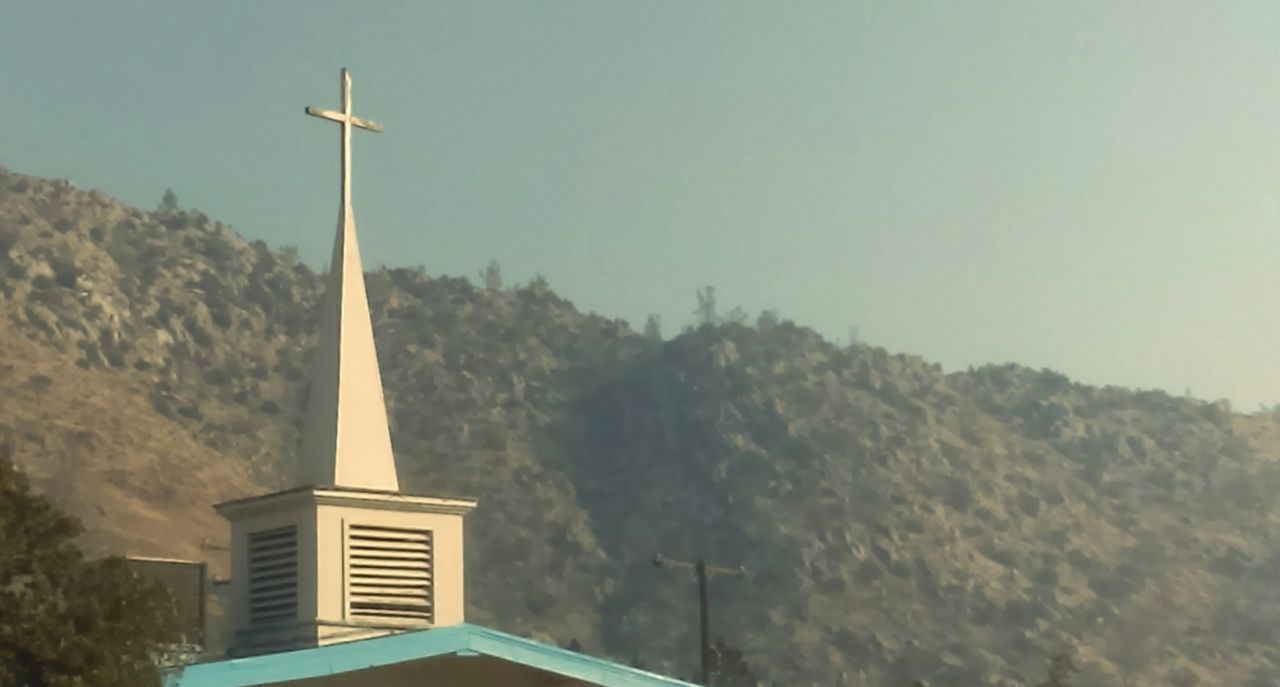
297,68,398,491
215,69,475,658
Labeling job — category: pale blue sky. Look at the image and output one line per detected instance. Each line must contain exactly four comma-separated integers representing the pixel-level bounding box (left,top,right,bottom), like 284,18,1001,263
4,2,1279,408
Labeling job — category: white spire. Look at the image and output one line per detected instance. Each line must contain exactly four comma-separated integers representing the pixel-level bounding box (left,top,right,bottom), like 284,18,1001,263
214,69,475,658
297,68,399,491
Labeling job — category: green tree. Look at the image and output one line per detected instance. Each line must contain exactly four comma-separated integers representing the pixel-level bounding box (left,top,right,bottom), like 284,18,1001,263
158,188,178,214
756,310,779,330
0,446,181,686
480,259,503,291
694,286,717,326
1035,653,1078,687
643,314,663,341
26,374,53,410
1107,593,1164,686
690,639,762,687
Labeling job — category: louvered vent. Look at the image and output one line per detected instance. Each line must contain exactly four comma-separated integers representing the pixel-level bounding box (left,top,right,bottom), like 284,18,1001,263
348,524,433,622
247,525,298,626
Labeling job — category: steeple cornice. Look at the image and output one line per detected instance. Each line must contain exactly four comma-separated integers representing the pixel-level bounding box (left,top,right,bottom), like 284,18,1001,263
215,486,478,519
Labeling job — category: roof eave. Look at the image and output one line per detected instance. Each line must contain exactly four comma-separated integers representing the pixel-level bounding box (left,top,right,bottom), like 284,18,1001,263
168,623,697,687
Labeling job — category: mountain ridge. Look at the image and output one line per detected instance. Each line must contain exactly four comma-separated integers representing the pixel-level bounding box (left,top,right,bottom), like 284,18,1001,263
2,166,1279,686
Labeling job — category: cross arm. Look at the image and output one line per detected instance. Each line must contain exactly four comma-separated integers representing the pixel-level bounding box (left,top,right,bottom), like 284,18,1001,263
653,554,745,576
304,106,384,133
653,555,696,571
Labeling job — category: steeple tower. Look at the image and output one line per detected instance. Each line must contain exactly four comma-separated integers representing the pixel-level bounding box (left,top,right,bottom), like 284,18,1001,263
215,69,475,657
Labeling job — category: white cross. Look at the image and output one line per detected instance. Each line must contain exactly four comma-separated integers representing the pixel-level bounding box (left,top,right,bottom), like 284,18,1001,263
306,68,383,209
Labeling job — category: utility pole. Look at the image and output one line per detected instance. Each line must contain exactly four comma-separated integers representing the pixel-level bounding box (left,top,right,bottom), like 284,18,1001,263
653,553,744,685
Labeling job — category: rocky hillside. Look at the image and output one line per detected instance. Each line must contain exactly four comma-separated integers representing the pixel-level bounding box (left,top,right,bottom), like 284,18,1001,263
2,166,1280,686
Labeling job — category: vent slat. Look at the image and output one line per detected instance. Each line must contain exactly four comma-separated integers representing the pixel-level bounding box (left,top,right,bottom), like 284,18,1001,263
352,563,431,570
250,587,299,600
251,556,298,568
350,544,430,554
248,577,296,590
249,526,297,540
351,582,429,591
352,598,430,606
352,590,428,597
349,528,430,538
249,574,297,588
349,538,430,549
351,554,430,563
352,549,427,557
248,536,298,547
247,585,294,596
250,597,296,608
249,566,298,580
351,604,432,618
252,553,298,563
349,524,432,535
351,570,432,579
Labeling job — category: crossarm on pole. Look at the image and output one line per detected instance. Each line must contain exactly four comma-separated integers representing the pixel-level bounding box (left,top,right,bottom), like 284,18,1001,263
653,554,745,576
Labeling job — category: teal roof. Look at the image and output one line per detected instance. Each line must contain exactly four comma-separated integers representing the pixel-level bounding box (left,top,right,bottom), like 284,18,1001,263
168,623,696,687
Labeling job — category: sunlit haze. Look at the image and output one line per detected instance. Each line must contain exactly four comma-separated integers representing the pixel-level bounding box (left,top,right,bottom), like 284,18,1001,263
4,1,1278,408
